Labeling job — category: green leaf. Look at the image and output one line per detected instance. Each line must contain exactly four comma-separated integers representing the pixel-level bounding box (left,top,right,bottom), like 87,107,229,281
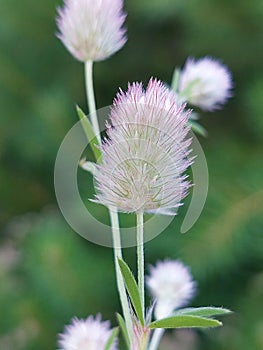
116,313,130,350
76,105,102,161
189,120,208,137
79,159,97,176
118,258,144,325
149,315,222,329
189,111,200,120
104,327,119,350
171,68,181,92
174,307,232,318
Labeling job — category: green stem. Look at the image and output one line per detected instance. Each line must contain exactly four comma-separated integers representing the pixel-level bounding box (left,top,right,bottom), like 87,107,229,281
84,60,101,143
109,208,133,342
148,329,164,350
83,61,132,341
137,211,145,316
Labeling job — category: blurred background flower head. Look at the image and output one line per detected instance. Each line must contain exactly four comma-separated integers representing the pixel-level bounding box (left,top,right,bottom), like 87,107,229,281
58,315,118,350
56,0,127,61
147,259,196,319
178,57,233,111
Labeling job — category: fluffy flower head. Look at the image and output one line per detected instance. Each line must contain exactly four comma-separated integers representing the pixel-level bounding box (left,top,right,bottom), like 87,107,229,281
58,315,118,350
56,0,127,62
146,260,196,319
94,78,193,215
178,57,232,111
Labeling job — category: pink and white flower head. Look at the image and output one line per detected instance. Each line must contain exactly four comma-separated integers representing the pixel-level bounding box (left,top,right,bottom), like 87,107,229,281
146,260,196,319
94,78,193,215
178,57,232,111
58,314,118,350
56,0,127,62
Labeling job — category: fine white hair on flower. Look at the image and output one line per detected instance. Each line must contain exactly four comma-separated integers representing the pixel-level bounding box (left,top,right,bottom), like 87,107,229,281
56,0,127,62
178,57,232,111
146,259,196,319
93,78,193,215
58,314,118,350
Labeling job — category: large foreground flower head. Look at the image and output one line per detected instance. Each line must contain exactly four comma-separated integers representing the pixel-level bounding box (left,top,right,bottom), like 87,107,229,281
56,0,127,62
58,315,118,350
178,57,232,111
146,260,196,319
94,78,193,215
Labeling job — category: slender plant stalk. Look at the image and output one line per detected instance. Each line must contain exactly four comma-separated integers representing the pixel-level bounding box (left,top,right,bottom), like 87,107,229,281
109,207,133,341
83,60,133,341
137,211,145,315
148,328,164,350
84,60,101,143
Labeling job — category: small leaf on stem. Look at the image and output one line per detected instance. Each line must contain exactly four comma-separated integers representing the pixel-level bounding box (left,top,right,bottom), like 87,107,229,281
116,313,130,350
171,68,181,92
189,120,208,137
174,307,232,318
79,159,97,175
76,105,102,161
149,315,222,329
104,327,119,350
118,258,145,326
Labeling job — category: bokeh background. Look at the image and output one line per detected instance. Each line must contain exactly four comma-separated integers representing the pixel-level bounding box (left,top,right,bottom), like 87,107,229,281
0,0,263,349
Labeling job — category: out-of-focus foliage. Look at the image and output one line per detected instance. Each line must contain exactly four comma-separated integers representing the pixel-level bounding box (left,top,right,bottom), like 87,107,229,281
0,1,262,349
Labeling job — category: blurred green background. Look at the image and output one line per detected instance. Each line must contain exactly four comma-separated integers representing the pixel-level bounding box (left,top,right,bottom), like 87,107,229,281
0,0,263,349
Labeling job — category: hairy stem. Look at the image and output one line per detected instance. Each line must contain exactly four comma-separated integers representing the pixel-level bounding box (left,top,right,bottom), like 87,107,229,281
84,61,132,341
84,60,101,143
109,208,133,342
148,329,165,350
137,211,145,316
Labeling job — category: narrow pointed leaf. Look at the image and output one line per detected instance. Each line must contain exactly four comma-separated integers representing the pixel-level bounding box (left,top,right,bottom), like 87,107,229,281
116,313,130,349
171,68,181,92
174,307,232,318
118,258,144,325
189,111,200,120
76,105,102,161
79,159,97,176
189,120,208,137
149,315,222,329
104,327,119,350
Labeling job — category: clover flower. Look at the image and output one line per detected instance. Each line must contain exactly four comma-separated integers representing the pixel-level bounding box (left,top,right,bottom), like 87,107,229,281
178,57,232,111
56,0,127,62
58,315,118,350
146,260,196,319
94,78,193,215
